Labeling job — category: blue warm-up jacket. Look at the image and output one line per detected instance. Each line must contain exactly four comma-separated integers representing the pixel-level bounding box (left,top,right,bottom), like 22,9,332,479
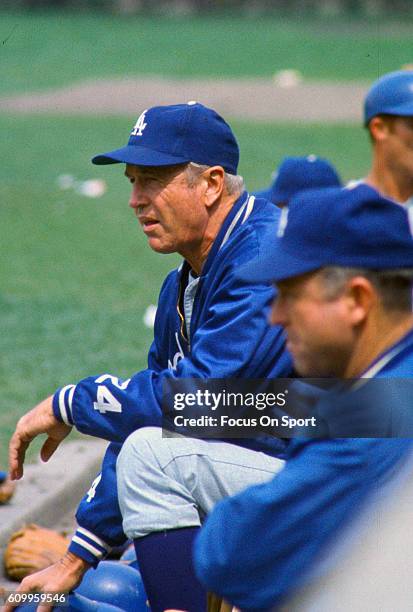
194,328,413,611
51,192,293,564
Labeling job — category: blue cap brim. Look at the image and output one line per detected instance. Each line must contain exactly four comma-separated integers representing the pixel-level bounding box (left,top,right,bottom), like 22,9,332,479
270,187,289,205
92,145,191,166
238,243,322,284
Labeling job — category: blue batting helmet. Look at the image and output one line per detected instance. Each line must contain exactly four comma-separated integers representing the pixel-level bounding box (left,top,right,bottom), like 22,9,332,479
119,543,136,563
364,70,413,125
75,560,148,611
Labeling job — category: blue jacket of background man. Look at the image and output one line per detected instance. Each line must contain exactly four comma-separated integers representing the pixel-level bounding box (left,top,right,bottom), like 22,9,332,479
194,328,413,612
51,192,293,565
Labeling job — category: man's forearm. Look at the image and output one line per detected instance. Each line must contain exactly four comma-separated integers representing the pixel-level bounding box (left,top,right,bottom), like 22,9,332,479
52,372,162,442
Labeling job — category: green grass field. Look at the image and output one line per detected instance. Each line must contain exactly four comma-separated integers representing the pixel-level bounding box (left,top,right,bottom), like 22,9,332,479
1,11,412,94
0,112,370,467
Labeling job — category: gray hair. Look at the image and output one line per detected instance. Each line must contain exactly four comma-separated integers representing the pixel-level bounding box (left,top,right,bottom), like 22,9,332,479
320,266,413,311
185,162,245,196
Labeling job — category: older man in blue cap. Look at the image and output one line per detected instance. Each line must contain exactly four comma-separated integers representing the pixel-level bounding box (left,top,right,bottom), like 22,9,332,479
194,183,413,611
6,103,292,612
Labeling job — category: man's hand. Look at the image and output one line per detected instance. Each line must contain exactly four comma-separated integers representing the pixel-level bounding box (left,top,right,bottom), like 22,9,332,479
9,396,72,480
1,552,90,612
0,475,16,504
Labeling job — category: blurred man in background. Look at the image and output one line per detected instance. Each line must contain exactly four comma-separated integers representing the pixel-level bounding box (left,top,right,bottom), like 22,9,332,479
254,155,342,207
363,69,413,205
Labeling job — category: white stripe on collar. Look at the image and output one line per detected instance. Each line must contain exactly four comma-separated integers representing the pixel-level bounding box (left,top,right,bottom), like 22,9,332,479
352,331,413,389
220,195,255,249
242,195,255,224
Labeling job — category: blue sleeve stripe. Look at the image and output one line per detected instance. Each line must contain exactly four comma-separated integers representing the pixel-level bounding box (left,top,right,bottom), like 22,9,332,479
71,535,109,560
58,385,75,425
71,536,103,559
76,527,112,552
68,540,101,567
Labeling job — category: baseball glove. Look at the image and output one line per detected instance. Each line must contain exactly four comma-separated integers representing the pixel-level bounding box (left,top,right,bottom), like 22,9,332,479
4,524,70,581
0,475,15,504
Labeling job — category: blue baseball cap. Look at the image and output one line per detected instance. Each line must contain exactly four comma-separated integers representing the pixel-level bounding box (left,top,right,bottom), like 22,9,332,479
92,102,239,174
364,70,413,125
270,156,342,205
239,184,413,284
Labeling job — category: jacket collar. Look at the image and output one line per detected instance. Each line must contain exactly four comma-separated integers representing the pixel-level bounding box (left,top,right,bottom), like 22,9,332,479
360,326,413,379
201,190,252,276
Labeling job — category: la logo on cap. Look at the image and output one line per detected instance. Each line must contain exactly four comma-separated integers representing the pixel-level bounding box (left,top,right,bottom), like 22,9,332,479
131,110,148,136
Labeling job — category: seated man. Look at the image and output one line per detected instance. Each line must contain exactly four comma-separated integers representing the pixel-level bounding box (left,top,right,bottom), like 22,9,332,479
7,103,291,612
194,184,413,610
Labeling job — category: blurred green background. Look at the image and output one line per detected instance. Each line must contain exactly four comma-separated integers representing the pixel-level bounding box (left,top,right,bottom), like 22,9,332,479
0,7,410,466
1,12,413,93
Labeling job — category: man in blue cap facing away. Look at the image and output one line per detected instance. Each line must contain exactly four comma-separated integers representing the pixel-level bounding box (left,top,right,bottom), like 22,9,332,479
363,69,413,205
7,103,292,612
254,155,342,207
194,183,413,611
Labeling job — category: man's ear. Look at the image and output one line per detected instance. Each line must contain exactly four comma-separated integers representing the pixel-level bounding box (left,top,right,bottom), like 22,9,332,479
203,166,225,208
369,116,391,143
345,276,376,326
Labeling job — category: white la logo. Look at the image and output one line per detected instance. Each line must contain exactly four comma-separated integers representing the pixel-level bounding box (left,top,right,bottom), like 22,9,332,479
168,332,185,371
131,110,148,136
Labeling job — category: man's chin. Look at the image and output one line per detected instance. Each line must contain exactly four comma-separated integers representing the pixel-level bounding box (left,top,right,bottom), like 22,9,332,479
294,364,314,377
293,357,323,378
147,239,175,254
294,360,338,378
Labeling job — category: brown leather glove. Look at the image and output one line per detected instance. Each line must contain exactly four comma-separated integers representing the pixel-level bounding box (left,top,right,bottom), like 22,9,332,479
4,524,70,581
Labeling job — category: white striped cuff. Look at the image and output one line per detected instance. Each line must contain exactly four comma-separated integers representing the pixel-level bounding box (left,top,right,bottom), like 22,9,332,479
71,527,112,561
58,384,76,426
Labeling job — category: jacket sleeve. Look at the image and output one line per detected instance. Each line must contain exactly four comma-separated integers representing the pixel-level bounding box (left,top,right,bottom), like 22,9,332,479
68,442,128,566
52,268,290,442
193,438,411,612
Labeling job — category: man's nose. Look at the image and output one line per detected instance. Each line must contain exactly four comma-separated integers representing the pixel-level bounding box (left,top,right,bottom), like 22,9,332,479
129,183,146,210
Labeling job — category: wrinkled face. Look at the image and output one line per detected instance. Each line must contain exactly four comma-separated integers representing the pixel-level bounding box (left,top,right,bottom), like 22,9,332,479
271,271,355,377
382,116,413,180
125,163,208,258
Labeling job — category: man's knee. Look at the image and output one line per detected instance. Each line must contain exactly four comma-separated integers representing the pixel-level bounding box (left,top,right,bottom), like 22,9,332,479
117,427,162,477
